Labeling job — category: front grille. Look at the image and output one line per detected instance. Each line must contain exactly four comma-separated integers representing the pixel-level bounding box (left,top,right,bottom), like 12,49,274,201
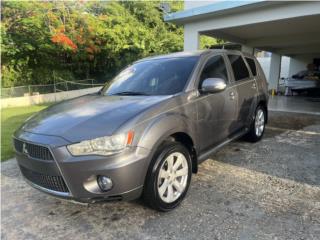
14,139,53,161
20,165,69,193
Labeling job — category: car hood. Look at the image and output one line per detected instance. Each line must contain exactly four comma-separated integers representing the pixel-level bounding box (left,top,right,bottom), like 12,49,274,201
20,94,171,142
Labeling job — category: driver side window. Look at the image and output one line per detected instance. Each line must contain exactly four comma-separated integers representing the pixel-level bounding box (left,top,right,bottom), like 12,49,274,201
199,55,228,87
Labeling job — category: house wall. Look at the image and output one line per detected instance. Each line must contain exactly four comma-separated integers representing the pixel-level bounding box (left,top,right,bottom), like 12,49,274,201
257,56,290,80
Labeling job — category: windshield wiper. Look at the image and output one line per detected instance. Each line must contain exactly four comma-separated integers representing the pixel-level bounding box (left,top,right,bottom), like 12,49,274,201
110,91,149,96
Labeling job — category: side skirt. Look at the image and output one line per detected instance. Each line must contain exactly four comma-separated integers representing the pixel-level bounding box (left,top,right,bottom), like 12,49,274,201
197,128,248,163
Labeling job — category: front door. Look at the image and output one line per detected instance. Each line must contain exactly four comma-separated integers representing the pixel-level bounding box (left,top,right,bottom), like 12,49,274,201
196,54,238,153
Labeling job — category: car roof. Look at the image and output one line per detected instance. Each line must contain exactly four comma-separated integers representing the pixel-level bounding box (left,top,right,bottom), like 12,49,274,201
136,50,206,62
136,49,255,63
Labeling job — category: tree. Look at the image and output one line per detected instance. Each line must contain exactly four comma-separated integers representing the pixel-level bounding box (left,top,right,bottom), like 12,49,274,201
1,1,217,88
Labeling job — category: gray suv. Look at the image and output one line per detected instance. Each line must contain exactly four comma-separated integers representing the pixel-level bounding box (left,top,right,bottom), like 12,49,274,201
14,50,268,211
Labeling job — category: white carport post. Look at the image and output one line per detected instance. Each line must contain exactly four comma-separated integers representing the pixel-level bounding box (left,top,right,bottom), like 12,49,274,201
268,53,281,91
184,25,199,51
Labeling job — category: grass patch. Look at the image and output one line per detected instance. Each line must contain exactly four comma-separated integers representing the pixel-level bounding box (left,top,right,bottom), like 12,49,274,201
1,104,49,161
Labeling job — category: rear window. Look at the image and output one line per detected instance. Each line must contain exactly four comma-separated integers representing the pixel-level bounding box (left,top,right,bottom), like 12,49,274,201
245,57,257,76
228,55,250,81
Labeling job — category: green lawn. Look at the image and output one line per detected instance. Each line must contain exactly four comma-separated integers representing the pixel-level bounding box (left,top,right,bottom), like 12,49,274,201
1,105,49,161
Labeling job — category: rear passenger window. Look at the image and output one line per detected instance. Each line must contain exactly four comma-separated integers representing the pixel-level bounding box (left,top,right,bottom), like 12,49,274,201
227,55,250,81
245,57,257,76
199,55,228,85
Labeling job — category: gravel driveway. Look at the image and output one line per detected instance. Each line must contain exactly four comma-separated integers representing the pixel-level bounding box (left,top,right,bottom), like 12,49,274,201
1,111,320,240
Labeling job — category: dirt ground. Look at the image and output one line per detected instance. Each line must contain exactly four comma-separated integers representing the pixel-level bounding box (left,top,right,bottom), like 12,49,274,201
1,111,320,240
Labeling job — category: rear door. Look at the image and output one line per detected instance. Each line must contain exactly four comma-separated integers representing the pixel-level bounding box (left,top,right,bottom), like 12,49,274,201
226,54,258,130
246,56,268,98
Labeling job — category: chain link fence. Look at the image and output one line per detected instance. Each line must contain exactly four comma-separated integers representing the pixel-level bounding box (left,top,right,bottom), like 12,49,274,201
1,79,105,99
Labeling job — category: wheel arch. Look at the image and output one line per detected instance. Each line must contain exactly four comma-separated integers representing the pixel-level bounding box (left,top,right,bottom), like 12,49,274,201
168,132,198,174
145,130,198,175
137,114,198,177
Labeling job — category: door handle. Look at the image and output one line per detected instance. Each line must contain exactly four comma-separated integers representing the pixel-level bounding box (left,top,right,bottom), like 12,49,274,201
252,82,257,89
229,91,235,100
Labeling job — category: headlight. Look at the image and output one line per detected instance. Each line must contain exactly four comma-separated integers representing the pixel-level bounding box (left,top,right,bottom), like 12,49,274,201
67,131,134,156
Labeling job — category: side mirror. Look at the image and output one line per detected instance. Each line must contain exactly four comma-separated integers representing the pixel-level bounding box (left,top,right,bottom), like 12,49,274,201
201,78,227,94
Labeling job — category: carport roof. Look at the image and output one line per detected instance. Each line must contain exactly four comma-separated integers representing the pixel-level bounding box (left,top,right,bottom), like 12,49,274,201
164,0,268,23
165,1,320,56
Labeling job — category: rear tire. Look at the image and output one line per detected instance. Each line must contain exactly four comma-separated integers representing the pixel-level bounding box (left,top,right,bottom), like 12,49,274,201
143,141,192,211
245,105,266,142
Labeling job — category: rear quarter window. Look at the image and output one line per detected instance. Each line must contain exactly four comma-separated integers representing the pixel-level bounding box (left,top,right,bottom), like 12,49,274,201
245,57,257,76
227,55,250,81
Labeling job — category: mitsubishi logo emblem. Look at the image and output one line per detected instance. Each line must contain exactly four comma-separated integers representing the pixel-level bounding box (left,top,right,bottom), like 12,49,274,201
22,143,28,155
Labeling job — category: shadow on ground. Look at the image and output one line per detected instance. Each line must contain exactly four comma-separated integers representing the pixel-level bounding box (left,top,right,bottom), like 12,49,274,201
210,111,320,187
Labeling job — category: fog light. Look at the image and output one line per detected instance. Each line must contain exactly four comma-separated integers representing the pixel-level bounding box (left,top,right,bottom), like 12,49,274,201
97,176,113,191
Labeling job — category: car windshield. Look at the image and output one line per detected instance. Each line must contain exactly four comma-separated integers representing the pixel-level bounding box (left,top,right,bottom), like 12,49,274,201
102,57,199,96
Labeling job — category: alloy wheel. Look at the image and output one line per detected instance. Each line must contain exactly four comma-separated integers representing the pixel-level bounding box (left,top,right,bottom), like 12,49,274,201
157,152,189,203
255,109,265,137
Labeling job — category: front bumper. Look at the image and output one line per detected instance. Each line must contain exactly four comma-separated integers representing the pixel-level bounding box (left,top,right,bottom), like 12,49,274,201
14,131,151,203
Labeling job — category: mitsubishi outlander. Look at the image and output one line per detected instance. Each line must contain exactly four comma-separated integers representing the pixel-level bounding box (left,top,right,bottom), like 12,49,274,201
14,50,268,211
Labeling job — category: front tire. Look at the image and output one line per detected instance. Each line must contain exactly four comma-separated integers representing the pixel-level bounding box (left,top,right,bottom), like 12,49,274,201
143,141,192,211
245,105,266,142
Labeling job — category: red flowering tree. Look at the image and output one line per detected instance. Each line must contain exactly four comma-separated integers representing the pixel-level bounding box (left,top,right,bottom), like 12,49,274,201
51,33,78,51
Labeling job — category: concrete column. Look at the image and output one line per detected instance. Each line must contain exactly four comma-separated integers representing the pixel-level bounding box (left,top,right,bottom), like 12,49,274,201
268,53,281,90
241,45,254,55
184,25,199,51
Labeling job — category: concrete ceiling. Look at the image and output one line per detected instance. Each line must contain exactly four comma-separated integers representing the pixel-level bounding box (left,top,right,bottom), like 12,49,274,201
202,14,320,56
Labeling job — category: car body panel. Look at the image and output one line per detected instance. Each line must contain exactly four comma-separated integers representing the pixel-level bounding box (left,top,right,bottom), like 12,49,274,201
191,52,238,151
195,88,238,151
19,94,172,142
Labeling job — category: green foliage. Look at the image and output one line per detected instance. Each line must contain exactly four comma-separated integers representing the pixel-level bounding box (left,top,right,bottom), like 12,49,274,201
200,36,217,49
1,1,186,87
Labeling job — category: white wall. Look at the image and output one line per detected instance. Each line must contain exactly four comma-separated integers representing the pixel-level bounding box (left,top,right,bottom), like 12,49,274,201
257,57,271,80
1,87,101,108
257,56,290,89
